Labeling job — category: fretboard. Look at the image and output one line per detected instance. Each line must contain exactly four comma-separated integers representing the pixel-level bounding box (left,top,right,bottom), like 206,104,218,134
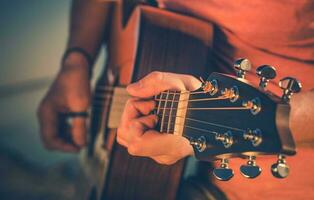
97,87,189,136
155,91,189,136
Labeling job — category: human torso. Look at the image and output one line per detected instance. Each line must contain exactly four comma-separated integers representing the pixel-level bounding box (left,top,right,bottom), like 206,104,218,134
156,0,314,199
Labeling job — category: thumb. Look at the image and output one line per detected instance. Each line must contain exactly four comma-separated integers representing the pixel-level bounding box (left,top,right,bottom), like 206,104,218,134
126,71,201,98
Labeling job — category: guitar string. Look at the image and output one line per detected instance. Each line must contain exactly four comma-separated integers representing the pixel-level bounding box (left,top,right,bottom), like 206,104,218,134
91,97,248,134
94,86,205,94
161,122,219,135
93,89,209,97
91,90,249,132
154,96,229,102
159,122,244,136
91,96,232,105
160,116,246,132
92,100,250,111
155,107,250,111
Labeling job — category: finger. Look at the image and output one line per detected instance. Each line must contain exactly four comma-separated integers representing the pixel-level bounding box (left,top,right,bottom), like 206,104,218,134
116,135,128,147
120,99,155,127
126,72,202,98
121,114,158,144
127,130,194,158
117,114,158,147
71,117,87,147
37,101,79,152
137,114,158,128
151,155,178,165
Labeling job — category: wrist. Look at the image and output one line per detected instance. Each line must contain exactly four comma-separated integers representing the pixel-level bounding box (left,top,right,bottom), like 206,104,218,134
61,52,90,76
61,47,94,78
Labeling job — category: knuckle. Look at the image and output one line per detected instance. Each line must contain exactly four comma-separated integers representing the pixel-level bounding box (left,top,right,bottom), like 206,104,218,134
149,71,163,81
130,120,143,130
116,136,125,146
153,156,178,165
127,143,140,156
157,158,176,165
117,126,126,137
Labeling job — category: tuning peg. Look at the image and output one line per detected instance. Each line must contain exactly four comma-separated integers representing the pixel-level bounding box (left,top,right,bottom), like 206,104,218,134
243,129,262,147
256,65,276,90
271,154,289,178
200,77,218,95
279,77,302,102
213,158,234,181
240,156,262,178
234,58,252,78
189,136,207,152
215,131,233,148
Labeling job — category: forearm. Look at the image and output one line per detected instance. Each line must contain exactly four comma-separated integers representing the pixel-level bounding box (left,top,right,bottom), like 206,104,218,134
290,89,314,146
66,0,113,65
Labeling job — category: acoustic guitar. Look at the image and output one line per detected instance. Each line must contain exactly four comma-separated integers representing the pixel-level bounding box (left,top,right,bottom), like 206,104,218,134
82,4,300,200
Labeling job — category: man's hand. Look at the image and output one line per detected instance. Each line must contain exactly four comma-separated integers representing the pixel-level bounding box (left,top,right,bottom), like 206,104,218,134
37,53,90,152
117,72,202,165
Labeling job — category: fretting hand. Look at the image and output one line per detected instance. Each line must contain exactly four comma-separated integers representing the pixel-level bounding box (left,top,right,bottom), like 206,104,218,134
117,71,202,165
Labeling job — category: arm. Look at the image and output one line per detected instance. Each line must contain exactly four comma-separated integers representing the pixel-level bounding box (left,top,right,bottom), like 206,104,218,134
67,0,112,58
37,0,113,152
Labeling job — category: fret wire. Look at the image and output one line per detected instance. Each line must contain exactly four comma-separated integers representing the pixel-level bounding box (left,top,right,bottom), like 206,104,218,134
167,92,177,133
155,93,163,115
160,91,170,132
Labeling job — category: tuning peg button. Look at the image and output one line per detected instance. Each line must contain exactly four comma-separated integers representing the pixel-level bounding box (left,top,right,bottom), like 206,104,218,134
213,159,234,181
279,77,302,102
189,136,207,152
200,77,218,95
240,156,262,178
271,155,289,178
243,129,262,146
215,131,233,148
234,58,252,78
256,65,276,90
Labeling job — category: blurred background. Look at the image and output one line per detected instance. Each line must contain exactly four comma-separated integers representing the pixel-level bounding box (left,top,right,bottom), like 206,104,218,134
0,0,104,199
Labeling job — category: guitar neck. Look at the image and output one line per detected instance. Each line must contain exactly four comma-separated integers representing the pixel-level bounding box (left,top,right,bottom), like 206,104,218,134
103,86,189,138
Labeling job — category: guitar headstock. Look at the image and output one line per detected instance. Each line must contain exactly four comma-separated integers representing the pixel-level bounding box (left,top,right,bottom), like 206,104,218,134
182,58,301,180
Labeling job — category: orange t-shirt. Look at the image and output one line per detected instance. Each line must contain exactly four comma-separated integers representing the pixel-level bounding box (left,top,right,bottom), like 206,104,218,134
157,0,314,199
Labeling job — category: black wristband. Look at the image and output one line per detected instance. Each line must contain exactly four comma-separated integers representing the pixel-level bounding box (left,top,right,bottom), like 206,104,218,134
62,47,94,78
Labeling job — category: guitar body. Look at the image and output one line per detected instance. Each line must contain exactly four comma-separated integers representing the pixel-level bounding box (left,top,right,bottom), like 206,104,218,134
88,5,222,200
